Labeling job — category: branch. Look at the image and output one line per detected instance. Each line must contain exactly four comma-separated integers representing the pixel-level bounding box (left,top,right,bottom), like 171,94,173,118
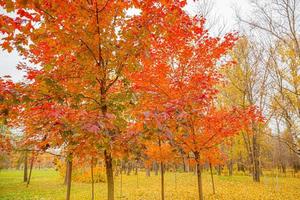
80,94,102,107
14,148,65,158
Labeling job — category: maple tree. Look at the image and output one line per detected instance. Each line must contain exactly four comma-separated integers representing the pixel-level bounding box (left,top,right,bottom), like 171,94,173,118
128,3,265,199
1,1,139,199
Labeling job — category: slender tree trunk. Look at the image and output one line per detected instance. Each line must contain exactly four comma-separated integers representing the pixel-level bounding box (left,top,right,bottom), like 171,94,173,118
104,150,114,200
66,157,73,200
126,162,131,175
160,162,165,200
64,159,69,185
136,168,139,189
26,155,34,187
217,165,222,175
182,156,186,172
146,167,150,177
135,161,138,175
23,151,28,182
227,160,233,176
100,65,114,200
154,162,158,176
185,156,190,173
194,152,203,200
209,163,215,194
91,158,94,200
120,161,123,199
182,155,189,172
120,160,124,175
174,165,177,191
252,131,260,182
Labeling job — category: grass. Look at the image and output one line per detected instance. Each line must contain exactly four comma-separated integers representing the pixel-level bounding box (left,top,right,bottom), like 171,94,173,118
0,169,300,200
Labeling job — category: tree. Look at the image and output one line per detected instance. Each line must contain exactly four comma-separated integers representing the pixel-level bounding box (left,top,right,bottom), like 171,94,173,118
128,4,261,199
237,0,300,174
0,0,142,195
221,37,270,182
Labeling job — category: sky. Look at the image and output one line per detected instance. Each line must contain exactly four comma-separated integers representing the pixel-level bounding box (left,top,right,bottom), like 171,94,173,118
0,0,251,82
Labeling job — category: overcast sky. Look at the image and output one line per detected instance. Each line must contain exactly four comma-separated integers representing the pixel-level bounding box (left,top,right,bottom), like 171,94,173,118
0,0,251,82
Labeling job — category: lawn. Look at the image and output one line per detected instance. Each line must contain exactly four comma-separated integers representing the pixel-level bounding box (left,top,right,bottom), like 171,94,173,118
0,169,300,200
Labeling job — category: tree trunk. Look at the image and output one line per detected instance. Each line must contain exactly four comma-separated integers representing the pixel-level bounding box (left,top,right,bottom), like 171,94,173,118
104,150,114,200
66,157,73,200
227,160,233,176
185,156,190,172
26,155,34,187
194,152,203,200
23,151,28,182
183,155,189,172
154,162,158,176
91,158,94,200
126,162,132,175
217,165,222,176
252,132,260,182
120,160,124,175
135,161,138,175
64,159,69,185
209,163,215,194
146,167,150,177
120,161,123,199
182,156,186,172
160,162,165,200
282,164,286,175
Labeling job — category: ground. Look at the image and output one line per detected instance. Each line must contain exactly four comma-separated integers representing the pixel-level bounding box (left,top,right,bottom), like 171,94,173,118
0,169,300,200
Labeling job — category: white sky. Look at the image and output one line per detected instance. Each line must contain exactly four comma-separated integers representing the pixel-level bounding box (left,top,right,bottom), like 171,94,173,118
0,0,252,82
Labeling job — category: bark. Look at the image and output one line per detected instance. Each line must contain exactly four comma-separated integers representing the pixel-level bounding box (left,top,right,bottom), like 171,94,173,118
194,165,197,175
185,156,190,172
146,167,150,177
114,164,119,177
182,155,189,172
126,162,132,175
281,164,286,175
135,161,138,175
120,160,124,175
136,169,139,189
99,49,115,200
174,166,177,192
26,155,34,187
182,156,186,172
293,163,300,174
23,151,28,182
252,132,260,182
154,162,159,176
209,163,215,194
194,152,203,200
120,161,123,199
64,160,69,185
160,162,165,200
237,153,245,172
104,150,114,200
66,157,73,200
227,160,233,176
217,165,222,176
91,158,94,200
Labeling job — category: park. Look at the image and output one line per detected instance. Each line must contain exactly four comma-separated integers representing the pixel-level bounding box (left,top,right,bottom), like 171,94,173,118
0,0,300,199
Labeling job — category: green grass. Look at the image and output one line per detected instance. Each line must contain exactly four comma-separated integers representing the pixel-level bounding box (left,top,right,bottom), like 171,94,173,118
0,169,300,200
